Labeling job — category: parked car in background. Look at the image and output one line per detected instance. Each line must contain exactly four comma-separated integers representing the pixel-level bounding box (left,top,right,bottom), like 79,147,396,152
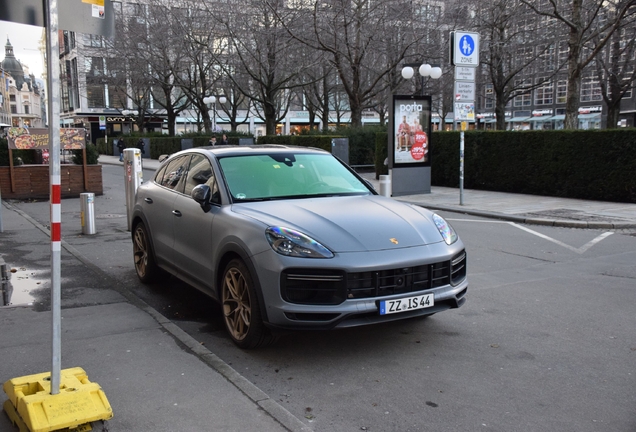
131,145,468,348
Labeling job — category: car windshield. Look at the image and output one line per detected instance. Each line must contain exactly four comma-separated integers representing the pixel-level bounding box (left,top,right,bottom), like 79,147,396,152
218,152,372,201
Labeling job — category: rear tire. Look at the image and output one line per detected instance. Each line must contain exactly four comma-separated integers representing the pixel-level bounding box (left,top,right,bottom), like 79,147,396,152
132,222,160,283
221,259,277,349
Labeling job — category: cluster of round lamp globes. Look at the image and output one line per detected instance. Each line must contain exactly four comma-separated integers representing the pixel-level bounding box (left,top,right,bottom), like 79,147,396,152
203,95,227,106
401,63,442,80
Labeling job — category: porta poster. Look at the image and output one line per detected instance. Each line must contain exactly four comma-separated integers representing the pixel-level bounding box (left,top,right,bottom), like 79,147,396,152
392,95,432,167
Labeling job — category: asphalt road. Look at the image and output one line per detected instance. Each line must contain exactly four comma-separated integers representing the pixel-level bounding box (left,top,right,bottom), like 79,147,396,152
7,164,636,432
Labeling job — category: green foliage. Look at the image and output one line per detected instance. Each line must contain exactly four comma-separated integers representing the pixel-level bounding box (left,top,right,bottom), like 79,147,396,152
431,129,636,203
374,132,389,178
256,134,335,151
0,138,38,165
148,137,182,158
71,143,100,165
257,125,386,167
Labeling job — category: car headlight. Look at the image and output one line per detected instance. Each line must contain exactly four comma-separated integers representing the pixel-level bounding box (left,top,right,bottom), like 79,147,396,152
265,227,334,258
432,214,458,245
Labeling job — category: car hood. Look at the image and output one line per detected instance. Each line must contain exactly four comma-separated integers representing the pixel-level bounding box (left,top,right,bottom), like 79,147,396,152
231,195,445,253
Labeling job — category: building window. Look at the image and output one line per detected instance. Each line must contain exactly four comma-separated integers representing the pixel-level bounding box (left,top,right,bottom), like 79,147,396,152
556,80,567,104
484,84,494,109
622,78,633,99
535,80,553,105
580,76,602,102
87,34,104,48
23,105,29,114
538,44,555,72
86,57,105,77
108,85,127,109
558,41,569,65
87,84,106,108
10,105,17,114
10,95,16,102
514,79,532,107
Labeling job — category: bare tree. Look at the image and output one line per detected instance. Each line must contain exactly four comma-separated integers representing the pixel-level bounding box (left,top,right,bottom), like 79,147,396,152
281,0,441,128
595,18,636,128
521,0,636,129
168,2,227,133
477,0,562,130
217,0,317,135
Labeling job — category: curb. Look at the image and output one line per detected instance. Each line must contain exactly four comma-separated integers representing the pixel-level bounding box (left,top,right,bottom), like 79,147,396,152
2,201,313,432
407,203,636,230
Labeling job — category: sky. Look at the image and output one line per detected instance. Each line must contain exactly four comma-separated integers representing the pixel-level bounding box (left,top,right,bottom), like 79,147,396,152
1,20,46,78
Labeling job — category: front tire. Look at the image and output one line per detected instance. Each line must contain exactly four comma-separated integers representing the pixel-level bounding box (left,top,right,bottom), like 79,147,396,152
221,259,276,349
132,222,160,283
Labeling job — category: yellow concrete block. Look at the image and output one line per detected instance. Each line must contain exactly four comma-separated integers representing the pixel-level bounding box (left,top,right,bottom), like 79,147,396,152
3,367,113,432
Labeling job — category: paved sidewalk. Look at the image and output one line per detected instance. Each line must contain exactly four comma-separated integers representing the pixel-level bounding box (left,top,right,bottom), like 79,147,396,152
0,199,310,432
102,154,636,229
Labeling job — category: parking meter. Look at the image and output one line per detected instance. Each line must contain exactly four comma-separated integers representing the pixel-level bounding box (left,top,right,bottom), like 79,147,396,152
124,148,143,231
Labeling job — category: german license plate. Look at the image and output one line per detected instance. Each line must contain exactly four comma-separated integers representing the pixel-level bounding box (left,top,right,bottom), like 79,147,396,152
379,294,434,315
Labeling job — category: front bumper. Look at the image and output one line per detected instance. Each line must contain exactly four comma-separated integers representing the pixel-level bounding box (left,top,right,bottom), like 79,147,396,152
250,241,468,331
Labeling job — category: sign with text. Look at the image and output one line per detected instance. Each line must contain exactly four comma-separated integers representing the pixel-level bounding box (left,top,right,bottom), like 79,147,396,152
454,81,476,102
7,127,86,150
454,103,475,121
392,95,432,167
455,66,476,81
452,31,480,67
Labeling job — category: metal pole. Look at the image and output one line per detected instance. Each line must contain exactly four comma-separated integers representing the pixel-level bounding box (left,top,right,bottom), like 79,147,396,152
124,148,143,231
459,130,465,205
80,193,97,235
45,0,62,395
212,102,216,132
0,184,4,233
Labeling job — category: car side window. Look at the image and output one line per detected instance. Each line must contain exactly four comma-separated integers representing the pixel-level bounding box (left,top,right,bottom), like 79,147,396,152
154,165,167,184
184,154,220,203
184,155,211,194
159,156,190,191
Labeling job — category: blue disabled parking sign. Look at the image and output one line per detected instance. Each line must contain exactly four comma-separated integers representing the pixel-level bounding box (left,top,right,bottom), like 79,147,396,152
453,31,480,67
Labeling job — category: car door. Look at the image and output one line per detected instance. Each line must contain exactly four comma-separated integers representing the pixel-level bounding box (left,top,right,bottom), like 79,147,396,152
171,154,221,295
144,155,191,271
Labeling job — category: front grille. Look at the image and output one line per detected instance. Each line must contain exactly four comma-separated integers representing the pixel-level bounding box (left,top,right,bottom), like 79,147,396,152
281,250,467,305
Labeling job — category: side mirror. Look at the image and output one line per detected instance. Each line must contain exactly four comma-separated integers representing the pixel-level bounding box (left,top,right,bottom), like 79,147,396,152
192,184,212,212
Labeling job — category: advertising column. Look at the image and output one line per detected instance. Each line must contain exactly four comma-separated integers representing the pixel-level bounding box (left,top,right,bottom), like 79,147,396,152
389,95,432,196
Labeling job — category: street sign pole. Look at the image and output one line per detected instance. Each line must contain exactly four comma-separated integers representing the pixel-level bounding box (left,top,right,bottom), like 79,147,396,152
450,30,479,206
45,0,63,395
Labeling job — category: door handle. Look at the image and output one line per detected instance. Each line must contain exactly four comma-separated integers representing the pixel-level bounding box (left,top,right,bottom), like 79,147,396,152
144,197,153,203
172,210,182,217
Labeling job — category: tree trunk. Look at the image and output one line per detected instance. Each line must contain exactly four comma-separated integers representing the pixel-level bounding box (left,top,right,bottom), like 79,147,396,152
495,91,507,131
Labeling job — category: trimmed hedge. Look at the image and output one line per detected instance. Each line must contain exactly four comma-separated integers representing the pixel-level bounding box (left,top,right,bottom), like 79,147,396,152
257,126,383,167
429,130,636,203
256,135,335,152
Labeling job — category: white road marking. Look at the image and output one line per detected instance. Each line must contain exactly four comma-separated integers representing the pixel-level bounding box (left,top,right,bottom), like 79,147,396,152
510,223,614,254
447,218,614,254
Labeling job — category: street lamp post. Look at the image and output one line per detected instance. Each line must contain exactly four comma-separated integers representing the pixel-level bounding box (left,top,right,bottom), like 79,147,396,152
203,95,227,132
401,63,442,95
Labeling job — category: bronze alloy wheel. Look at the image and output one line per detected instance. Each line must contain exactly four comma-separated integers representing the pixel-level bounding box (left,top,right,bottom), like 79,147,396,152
221,259,276,349
133,223,159,283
